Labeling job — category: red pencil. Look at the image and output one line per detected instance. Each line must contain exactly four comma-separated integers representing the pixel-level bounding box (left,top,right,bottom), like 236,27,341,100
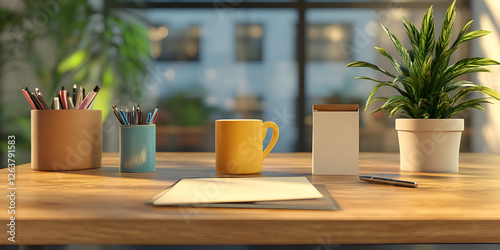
20,87,37,109
152,111,158,124
60,86,68,110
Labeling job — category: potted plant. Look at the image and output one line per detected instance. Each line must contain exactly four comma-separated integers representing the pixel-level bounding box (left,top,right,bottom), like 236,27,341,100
346,0,500,173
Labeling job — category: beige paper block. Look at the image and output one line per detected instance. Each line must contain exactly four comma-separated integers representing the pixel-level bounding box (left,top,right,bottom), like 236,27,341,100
313,104,359,175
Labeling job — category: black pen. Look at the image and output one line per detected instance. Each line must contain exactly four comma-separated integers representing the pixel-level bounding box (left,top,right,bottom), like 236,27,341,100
30,92,44,110
112,105,125,125
138,110,143,124
359,176,418,188
35,88,51,110
24,87,40,110
72,83,77,106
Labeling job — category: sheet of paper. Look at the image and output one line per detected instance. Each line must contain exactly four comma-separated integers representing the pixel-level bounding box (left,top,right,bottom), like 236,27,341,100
149,184,339,210
152,176,323,206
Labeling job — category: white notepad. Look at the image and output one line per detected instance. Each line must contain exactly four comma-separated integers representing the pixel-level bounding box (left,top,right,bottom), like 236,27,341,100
152,176,323,206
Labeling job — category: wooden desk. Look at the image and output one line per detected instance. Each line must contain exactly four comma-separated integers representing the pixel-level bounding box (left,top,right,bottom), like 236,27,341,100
2,152,500,245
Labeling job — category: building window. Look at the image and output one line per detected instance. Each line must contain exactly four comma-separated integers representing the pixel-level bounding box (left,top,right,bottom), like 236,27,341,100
151,25,201,61
236,24,263,61
307,23,352,61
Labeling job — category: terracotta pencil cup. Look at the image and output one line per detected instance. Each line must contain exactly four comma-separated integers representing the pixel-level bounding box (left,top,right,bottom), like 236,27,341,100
31,110,103,171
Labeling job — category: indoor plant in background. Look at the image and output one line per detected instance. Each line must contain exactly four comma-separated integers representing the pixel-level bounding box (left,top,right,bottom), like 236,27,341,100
157,90,216,151
0,0,151,162
346,0,500,173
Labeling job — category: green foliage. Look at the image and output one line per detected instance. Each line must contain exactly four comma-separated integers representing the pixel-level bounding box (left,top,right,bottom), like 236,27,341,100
2,0,151,119
161,91,216,127
346,0,500,119
0,1,151,162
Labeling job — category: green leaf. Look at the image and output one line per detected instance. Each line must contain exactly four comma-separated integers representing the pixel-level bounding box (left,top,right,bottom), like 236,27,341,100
437,20,473,68
442,57,499,84
449,57,500,70
443,64,494,84
379,95,409,118
453,20,473,47
418,5,435,59
446,98,492,118
397,111,412,118
421,56,433,79
57,50,87,73
375,47,405,75
346,61,396,78
451,85,500,106
354,77,390,83
435,0,455,59
394,75,415,99
475,86,500,101
380,24,412,68
459,30,492,47
444,80,476,92
366,97,389,108
381,95,408,109
365,83,390,110
370,107,384,115
403,17,420,52
389,104,405,118
407,49,415,62
432,0,455,84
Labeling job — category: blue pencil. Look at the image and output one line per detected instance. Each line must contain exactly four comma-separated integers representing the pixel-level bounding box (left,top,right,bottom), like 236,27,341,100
119,109,129,125
146,112,152,125
125,108,131,125
150,106,158,125
119,110,128,125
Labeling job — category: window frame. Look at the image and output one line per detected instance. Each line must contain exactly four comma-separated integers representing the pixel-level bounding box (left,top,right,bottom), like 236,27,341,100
113,0,470,152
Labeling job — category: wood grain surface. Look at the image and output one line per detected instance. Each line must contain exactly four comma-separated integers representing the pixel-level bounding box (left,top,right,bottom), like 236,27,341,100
2,152,500,245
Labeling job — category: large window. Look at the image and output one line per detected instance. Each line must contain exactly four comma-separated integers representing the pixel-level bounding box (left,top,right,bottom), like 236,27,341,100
115,1,470,152
151,24,201,61
143,9,297,152
307,23,352,61
236,24,264,61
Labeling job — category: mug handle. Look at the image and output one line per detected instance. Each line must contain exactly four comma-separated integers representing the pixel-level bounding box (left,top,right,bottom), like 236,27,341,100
262,121,279,159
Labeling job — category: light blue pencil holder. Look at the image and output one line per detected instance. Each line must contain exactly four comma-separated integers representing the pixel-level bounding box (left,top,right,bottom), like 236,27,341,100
119,125,156,172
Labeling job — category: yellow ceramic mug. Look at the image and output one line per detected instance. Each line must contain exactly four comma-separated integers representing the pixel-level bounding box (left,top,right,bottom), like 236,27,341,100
216,119,279,174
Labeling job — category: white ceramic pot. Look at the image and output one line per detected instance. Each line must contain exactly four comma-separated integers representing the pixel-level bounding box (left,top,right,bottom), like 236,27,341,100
395,119,464,173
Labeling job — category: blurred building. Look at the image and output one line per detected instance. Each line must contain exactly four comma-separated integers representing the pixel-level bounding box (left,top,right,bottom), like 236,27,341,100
140,2,469,152
2,0,498,158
